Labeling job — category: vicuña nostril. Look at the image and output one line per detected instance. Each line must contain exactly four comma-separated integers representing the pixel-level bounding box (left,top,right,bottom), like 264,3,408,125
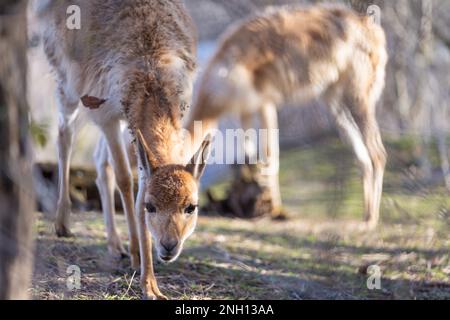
160,239,178,253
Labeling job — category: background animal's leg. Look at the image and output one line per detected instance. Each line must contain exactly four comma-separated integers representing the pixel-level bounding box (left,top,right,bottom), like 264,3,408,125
240,112,257,163
101,122,139,268
329,100,376,227
54,91,79,238
259,102,284,219
136,172,167,300
94,136,126,259
350,103,387,229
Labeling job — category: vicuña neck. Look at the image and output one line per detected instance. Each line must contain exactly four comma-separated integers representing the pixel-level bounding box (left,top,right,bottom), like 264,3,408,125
123,70,185,167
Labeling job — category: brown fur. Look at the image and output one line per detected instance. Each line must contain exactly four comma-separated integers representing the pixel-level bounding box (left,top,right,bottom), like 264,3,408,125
189,4,386,120
148,165,197,210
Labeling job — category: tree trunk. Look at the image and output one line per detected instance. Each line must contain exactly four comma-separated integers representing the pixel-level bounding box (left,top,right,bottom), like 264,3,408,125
0,0,35,300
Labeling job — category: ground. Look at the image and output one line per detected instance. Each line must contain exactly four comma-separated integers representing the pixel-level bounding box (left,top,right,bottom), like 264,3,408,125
31,138,450,300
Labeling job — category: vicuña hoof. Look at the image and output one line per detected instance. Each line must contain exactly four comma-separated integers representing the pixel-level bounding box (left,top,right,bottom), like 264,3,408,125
55,223,75,238
364,219,379,231
130,252,140,270
143,291,168,300
271,208,289,221
107,238,127,260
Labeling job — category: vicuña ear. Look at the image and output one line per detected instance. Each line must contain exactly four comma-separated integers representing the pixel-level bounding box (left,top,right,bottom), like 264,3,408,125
186,135,212,181
136,129,156,177
81,95,107,109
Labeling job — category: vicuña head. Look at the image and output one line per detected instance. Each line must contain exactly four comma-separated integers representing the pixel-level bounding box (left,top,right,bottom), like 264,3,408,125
135,130,211,263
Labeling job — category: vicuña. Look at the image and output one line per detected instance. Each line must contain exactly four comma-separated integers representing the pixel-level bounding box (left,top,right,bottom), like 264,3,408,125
185,4,388,228
35,0,210,299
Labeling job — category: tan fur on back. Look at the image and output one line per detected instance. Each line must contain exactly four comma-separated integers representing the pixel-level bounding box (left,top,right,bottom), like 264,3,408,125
191,4,387,120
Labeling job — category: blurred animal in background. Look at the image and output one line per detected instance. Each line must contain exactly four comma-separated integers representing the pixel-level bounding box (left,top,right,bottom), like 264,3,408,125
33,0,211,300
185,4,388,229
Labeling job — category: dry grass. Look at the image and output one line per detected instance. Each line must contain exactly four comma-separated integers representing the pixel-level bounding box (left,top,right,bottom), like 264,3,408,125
31,139,450,300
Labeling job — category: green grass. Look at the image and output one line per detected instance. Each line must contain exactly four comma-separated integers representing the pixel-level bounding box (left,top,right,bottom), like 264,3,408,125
31,138,450,300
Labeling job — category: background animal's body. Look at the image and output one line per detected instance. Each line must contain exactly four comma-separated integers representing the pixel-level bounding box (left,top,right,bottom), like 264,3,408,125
187,4,388,227
35,0,200,299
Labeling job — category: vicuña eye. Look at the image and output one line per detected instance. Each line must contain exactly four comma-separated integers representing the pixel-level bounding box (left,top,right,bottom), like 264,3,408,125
184,204,198,214
145,203,156,213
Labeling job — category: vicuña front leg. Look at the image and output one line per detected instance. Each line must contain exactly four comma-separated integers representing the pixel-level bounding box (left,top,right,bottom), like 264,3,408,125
55,91,78,238
259,103,285,219
94,136,127,259
136,177,167,300
358,110,387,229
101,123,140,269
330,101,377,229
